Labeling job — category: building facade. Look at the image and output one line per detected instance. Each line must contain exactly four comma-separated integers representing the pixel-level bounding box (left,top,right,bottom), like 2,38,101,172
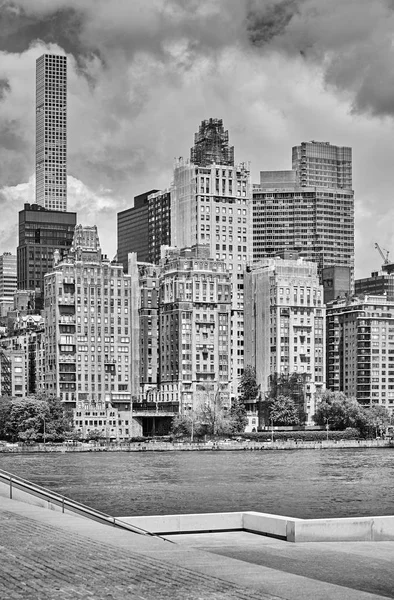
147,189,171,264
36,54,67,211
158,245,231,415
17,203,76,302
171,120,251,390
252,176,354,283
43,226,140,441
244,257,326,423
322,266,352,304
0,253,17,300
117,190,158,269
355,271,394,302
326,295,394,415
292,141,352,189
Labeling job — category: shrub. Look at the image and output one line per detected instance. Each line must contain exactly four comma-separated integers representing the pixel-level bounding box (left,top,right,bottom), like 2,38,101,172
237,428,360,442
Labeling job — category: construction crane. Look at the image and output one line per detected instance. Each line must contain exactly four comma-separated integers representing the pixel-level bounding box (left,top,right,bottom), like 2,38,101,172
375,243,394,273
375,243,390,264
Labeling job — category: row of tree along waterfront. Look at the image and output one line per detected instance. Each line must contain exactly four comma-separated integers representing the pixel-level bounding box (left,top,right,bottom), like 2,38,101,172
0,368,392,444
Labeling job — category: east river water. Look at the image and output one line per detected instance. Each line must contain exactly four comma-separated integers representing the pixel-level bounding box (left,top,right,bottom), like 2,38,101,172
1,448,393,518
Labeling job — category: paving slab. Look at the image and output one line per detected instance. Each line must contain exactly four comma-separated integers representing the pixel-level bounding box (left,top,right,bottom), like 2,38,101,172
1,496,392,600
167,531,394,599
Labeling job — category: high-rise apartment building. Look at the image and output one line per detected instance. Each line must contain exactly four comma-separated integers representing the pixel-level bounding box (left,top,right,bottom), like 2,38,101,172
36,54,67,211
0,253,17,300
17,203,76,302
171,120,251,389
117,189,158,269
158,245,231,413
43,226,140,425
326,295,394,415
253,170,354,282
292,141,352,189
244,257,325,423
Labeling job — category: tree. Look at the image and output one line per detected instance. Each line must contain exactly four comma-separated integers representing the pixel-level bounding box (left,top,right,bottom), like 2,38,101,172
269,395,300,426
364,405,391,438
171,414,193,439
86,429,105,442
238,366,259,404
229,397,248,433
0,395,12,439
314,391,366,432
268,373,307,424
0,393,68,443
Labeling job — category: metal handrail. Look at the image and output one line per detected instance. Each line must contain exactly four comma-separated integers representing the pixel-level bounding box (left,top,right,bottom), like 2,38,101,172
0,468,169,541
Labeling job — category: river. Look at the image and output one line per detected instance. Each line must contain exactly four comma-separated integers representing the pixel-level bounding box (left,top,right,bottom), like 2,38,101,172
1,448,393,518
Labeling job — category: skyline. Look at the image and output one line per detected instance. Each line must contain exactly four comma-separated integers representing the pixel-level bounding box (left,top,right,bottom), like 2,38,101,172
1,0,394,278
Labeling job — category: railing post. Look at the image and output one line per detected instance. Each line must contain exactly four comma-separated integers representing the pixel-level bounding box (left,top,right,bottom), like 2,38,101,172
9,476,12,499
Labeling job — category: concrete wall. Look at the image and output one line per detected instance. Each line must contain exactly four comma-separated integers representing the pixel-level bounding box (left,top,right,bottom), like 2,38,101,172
122,510,394,542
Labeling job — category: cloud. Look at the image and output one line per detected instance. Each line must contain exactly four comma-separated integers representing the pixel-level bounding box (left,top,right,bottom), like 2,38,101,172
0,174,121,258
0,0,394,279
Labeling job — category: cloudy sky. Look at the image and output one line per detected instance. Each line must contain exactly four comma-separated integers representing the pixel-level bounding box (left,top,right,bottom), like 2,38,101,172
1,0,394,277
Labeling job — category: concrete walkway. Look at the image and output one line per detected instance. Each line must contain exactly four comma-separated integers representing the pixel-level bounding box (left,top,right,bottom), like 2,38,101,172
0,496,392,599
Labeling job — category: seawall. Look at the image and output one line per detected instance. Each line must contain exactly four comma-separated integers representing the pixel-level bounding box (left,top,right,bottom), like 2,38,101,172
0,439,392,453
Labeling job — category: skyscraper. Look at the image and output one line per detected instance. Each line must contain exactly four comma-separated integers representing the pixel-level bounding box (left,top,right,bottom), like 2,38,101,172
253,139,355,286
117,189,158,269
36,54,67,211
171,119,251,389
292,141,352,189
17,203,76,302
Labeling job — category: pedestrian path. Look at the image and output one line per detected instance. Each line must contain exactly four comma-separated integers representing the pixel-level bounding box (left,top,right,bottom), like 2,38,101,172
0,496,392,599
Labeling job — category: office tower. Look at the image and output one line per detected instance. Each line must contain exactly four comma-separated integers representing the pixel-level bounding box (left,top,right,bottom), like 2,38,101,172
117,189,158,269
253,169,354,282
355,271,394,302
17,203,76,303
36,54,67,211
158,245,231,414
148,189,171,264
292,141,352,189
43,226,140,434
322,266,351,304
244,257,325,423
190,118,234,167
326,295,394,414
172,119,251,389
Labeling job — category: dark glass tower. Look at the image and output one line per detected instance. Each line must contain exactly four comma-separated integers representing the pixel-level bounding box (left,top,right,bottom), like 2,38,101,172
17,203,76,302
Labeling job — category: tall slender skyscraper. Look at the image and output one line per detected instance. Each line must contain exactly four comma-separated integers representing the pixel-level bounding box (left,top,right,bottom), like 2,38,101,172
36,54,67,211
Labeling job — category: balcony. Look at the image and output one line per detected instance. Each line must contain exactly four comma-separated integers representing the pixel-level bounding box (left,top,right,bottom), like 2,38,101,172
58,295,75,305
58,316,76,325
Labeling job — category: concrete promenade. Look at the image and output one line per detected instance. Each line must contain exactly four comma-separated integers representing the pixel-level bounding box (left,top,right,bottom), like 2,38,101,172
1,495,393,599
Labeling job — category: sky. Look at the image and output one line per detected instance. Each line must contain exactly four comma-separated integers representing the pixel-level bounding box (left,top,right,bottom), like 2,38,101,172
1,0,394,278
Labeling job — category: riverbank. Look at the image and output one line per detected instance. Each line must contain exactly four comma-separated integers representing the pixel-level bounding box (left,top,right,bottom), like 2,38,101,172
1,438,392,453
